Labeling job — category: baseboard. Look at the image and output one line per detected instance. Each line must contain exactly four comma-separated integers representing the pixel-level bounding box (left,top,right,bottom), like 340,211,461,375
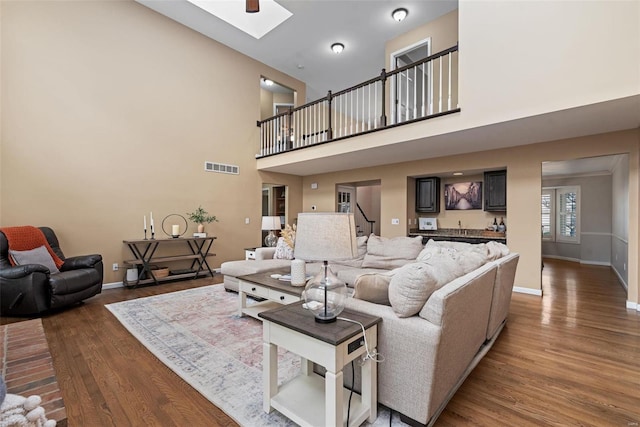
580,260,611,266
612,267,628,291
542,255,611,266
626,300,639,311
542,255,580,263
102,281,124,290
513,286,542,296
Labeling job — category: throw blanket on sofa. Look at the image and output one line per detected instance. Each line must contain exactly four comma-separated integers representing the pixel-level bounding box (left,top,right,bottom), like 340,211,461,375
0,226,64,269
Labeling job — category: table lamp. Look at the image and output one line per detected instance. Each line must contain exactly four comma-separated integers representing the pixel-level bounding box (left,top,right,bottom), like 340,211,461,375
293,212,357,323
261,216,282,247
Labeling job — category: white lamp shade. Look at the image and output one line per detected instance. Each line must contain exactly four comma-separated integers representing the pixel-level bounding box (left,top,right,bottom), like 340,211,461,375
261,216,282,231
293,212,357,261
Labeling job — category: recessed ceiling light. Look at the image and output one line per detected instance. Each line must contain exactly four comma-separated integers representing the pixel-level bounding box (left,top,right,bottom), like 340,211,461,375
392,8,408,22
331,43,345,54
453,172,464,176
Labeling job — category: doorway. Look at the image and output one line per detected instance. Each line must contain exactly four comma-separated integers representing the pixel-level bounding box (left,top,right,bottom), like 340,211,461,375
336,181,381,236
262,183,286,243
541,154,629,300
390,38,431,125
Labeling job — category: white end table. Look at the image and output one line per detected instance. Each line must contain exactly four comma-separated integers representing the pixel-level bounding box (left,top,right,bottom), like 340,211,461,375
259,302,380,427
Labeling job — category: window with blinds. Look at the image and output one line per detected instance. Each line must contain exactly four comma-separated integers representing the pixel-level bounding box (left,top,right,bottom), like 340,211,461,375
541,190,554,240
541,186,580,243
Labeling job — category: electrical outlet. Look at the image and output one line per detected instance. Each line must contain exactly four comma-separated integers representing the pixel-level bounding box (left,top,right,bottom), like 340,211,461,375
624,263,626,271
112,263,119,271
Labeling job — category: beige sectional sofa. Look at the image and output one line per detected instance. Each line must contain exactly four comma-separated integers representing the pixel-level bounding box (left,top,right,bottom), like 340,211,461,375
345,250,519,426
220,235,519,426
220,234,424,292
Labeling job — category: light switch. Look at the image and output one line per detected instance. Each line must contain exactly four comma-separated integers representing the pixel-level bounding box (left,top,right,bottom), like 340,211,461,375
391,218,400,225
245,217,250,224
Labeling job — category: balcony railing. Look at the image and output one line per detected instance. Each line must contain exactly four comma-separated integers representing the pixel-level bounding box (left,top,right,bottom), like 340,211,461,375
257,45,459,158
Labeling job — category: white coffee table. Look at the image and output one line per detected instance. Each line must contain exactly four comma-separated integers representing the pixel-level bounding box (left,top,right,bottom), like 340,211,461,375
259,302,381,427
237,271,304,319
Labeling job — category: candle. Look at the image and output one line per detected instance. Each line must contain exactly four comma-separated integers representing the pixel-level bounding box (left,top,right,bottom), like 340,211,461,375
172,224,180,236
150,212,154,231
144,215,147,230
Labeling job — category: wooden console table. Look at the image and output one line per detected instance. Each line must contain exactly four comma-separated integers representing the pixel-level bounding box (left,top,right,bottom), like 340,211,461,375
122,236,216,287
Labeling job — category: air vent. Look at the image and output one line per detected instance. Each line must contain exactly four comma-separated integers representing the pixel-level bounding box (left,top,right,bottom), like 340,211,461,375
204,161,239,175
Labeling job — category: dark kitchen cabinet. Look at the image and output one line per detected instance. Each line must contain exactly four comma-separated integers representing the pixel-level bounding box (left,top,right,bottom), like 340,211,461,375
416,177,441,213
484,170,507,211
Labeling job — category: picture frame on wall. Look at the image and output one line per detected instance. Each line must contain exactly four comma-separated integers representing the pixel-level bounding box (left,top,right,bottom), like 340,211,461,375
444,182,483,210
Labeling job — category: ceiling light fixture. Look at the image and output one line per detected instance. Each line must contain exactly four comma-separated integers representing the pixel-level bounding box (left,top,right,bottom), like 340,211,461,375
263,78,274,86
453,172,464,176
331,43,345,54
392,8,408,22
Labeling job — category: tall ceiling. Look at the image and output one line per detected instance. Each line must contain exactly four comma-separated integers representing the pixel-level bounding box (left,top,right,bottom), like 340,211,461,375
136,0,459,100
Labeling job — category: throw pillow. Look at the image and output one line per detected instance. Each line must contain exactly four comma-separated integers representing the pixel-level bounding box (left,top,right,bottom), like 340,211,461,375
486,240,510,260
273,237,294,260
352,271,393,306
333,235,368,268
389,247,469,318
362,234,424,269
9,245,60,274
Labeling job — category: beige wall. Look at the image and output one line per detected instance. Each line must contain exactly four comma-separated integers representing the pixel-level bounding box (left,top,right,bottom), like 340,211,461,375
459,0,639,126
300,130,640,304
0,0,305,283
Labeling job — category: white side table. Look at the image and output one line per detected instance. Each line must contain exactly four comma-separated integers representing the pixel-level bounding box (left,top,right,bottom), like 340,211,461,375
259,302,380,427
244,247,257,260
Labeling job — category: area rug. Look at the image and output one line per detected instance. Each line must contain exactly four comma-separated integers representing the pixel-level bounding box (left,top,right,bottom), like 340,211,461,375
106,284,399,426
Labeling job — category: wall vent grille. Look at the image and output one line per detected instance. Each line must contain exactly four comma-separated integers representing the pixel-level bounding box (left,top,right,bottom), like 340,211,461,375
204,161,239,175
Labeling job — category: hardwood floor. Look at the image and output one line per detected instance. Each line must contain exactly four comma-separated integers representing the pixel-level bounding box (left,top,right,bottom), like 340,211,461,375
2,259,639,426
438,259,640,427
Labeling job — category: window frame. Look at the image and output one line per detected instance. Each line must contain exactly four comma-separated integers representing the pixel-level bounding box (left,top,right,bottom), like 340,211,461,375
541,186,581,244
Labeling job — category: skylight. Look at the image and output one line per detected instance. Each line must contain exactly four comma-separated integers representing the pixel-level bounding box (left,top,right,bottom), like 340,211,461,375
186,0,292,39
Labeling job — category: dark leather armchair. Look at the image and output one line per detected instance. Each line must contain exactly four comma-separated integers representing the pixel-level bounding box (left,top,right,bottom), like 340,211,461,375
0,227,103,316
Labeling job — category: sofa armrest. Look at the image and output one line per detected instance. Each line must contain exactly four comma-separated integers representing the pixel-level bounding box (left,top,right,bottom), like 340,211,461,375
343,297,442,422
255,247,276,260
61,254,103,271
0,264,50,279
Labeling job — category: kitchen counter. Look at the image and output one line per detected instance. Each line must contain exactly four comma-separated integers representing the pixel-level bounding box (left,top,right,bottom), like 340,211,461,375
409,228,506,244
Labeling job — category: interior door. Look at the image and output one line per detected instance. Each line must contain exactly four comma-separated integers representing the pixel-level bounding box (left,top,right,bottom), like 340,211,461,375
392,40,430,124
337,185,356,213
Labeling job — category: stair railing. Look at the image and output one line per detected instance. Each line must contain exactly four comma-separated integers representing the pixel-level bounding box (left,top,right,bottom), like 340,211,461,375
257,45,459,158
355,203,376,236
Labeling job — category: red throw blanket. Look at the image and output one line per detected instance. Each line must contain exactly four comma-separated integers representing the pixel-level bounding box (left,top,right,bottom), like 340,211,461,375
1,226,65,268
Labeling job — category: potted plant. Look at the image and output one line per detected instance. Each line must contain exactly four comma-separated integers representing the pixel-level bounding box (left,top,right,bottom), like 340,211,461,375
187,206,218,233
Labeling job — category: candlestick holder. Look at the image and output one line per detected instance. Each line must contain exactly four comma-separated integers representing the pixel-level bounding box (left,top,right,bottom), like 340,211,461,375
162,214,188,238
144,229,147,240
151,227,155,240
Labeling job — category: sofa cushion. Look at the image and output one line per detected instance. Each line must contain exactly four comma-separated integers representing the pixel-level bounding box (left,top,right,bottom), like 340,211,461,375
418,243,487,275
273,237,294,260
220,259,292,277
388,255,464,318
333,235,368,268
334,265,389,287
362,235,424,269
9,245,60,274
353,272,393,305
